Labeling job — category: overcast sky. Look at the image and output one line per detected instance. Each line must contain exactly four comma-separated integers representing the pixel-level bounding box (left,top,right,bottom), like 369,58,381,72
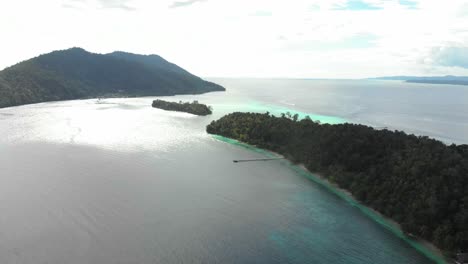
1,0,468,78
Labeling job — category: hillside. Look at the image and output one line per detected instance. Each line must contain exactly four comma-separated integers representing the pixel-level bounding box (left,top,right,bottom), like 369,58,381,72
0,48,225,108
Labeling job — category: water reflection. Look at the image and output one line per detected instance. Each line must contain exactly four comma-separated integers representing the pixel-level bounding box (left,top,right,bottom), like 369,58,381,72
0,79,459,263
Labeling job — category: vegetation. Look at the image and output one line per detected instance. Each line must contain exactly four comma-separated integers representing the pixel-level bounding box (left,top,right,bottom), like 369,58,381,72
152,99,212,116
207,112,468,255
0,48,225,108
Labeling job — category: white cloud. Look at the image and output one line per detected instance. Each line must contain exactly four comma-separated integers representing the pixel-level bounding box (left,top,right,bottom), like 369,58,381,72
429,46,468,68
169,0,207,8
62,0,136,10
0,0,468,78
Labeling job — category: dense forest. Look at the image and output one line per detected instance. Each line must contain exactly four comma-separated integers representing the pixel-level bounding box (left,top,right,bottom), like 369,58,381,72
207,112,468,255
0,48,224,108
152,99,212,116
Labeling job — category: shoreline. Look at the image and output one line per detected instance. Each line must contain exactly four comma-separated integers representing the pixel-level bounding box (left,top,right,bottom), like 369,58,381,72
294,164,446,262
0,90,225,110
212,134,448,264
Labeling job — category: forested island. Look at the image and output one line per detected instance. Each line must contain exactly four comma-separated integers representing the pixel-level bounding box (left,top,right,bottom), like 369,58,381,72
152,99,212,116
207,112,468,256
0,48,225,108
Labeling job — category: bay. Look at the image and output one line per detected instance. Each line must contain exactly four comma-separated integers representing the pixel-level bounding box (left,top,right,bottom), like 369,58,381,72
0,79,464,263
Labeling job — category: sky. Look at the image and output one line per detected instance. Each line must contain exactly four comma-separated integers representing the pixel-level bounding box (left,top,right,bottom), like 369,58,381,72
1,0,468,78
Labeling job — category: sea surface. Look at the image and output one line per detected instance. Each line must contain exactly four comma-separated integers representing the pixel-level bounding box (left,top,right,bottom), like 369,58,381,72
0,79,466,264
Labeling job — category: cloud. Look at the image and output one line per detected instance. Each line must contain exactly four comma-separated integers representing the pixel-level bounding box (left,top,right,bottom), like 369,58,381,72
61,0,86,9
281,33,379,52
249,10,272,17
457,3,468,17
333,0,383,11
169,0,207,8
430,46,468,68
97,0,135,10
62,3,79,9
398,0,418,9
3,0,468,78
62,0,136,11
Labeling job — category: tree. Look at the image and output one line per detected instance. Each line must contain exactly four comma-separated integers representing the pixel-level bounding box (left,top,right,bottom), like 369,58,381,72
293,113,299,122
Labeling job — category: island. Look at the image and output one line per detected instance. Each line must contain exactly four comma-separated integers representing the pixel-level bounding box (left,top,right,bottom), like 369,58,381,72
0,48,225,108
152,99,212,116
207,112,468,257
372,75,468,86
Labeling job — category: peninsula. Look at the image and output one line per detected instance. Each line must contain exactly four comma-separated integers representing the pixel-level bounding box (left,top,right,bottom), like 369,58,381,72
207,112,468,257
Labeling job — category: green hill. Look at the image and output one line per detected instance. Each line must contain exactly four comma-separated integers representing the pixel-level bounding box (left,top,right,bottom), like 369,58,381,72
0,48,225,108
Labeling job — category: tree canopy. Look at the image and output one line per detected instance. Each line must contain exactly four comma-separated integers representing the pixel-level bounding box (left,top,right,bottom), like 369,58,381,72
152,99,212,116
207,112,468,255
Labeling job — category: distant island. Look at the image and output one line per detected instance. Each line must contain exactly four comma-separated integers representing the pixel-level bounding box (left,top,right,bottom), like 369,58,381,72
152,99,212,116
372,75,468,86
207,112,468,257
0,48,225,108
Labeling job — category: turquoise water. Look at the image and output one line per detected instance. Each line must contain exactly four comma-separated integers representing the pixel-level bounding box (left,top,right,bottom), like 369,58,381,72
205,78,468,143
214,100,346,124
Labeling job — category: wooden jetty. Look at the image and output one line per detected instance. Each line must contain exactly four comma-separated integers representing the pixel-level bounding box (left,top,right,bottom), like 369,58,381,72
233,157,285,163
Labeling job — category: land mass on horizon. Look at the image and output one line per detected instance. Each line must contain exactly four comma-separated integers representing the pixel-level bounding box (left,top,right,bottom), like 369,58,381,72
371,75,468,86
0,48,225,108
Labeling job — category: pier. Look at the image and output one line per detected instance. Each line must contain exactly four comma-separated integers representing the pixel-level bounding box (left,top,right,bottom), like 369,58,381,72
233,158,285,163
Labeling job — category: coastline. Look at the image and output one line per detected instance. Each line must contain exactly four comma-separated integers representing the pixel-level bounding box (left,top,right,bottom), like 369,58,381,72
212,134,448,264
294,164,446,262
